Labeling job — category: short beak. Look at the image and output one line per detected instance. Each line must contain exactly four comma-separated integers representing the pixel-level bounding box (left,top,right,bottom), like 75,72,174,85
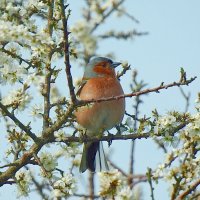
111,62,122,68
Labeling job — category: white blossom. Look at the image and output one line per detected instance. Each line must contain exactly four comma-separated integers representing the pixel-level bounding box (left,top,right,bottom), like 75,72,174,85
52,174,75,198
40,152,58,172
126,117,134,127
15,170,31,197
54,130,68,142
116,186,134,200
1,88,32,110
71,20,97,55
98,169,121,197
29,104,43,119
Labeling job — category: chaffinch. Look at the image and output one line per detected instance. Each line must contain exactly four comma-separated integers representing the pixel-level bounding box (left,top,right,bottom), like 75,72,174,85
75,57,125,173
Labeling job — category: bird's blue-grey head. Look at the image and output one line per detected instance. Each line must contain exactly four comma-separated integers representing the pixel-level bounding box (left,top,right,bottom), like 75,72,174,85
83,57,121,79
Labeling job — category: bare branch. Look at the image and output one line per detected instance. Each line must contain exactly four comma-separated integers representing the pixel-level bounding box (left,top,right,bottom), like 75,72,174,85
77,76,197,106
89,172,95,200
60,0,76,104
73,193,100,199
0,102,37,141
128,72,146,188
179,87,191,112
116,8,140,23
99,30,148,40
0,180,16,187
146,168,155,200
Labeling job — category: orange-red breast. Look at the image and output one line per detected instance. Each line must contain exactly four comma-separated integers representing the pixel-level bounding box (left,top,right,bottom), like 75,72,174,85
75,57,125,173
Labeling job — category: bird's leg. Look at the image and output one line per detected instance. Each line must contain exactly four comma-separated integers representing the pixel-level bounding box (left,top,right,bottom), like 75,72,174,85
106,130,113,147
116,123,127,135
80,129,88,143
115,125,121,134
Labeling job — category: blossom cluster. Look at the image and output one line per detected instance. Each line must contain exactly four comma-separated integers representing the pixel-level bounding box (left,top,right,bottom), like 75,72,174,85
98,170,140,200
1,87,32,111
153,107,200,198
40,152,58,172
154,114,177,134
15,170,31,197
52,173,76,198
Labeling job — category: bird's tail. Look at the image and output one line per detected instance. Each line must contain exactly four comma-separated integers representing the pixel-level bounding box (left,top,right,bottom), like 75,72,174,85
79,141,109,173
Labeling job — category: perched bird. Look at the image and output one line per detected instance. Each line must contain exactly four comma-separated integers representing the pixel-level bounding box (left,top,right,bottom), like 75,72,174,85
75,57,125,173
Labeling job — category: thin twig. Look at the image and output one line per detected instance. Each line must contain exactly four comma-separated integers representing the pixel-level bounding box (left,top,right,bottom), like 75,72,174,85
117,64,131,80
25,166,47,199
60,0,76,104
146,168,155,200
33,153,54,186
1,48,37,69
109,158,127,177
179,87,190,112
0,102,37,141
128,72,145,187
90,0,125,33
0,180,16,187
43,0,55,130
77,76,197,105
73,193,100,199
89,172,95,200
116,8,139,23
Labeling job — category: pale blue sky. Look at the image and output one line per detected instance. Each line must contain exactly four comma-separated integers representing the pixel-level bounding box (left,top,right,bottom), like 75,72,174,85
1,1,200,199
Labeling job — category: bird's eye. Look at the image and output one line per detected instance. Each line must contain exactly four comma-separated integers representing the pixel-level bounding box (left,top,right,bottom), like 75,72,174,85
108,59,113,64
99,62,107,67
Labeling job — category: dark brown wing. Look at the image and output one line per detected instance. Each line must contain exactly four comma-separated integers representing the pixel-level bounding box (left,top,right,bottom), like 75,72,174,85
76,80,87,96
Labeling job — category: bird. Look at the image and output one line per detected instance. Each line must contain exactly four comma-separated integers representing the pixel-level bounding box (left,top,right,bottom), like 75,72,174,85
75,57,125,173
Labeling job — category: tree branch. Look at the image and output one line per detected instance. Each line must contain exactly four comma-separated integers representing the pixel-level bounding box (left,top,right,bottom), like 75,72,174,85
60,121,188,143
90,0,126,33
89,172,95,200
0,102,37,141
43,0,55,130
60,0,76,104
77,76,197,106
0,180,16,187
176,178,200,200
0,104,76,186
0,141,43,185
147,168,155,200
1,48,37,69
